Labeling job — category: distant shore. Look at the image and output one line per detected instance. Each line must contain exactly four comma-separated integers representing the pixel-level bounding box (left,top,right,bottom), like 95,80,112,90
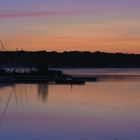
0,51,140,68
54,68,140,81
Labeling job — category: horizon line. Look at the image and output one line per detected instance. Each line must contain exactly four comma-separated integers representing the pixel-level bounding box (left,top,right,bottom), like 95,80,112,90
1,50,140,55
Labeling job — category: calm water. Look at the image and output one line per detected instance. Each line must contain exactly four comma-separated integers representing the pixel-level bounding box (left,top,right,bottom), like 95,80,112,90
55,68,140,76
0,69,140,140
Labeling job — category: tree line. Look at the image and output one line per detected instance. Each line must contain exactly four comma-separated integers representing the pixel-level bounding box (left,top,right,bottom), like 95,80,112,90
0,51,140,68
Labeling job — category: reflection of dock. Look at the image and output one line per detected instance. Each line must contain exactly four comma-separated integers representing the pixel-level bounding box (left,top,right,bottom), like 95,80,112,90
0,83,49,126
38,84,48,102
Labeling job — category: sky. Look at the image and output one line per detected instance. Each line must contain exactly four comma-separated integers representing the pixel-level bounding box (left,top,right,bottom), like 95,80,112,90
0,0,140,53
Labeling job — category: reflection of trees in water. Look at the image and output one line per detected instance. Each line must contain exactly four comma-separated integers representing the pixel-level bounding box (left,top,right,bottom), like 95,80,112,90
38,84,48,103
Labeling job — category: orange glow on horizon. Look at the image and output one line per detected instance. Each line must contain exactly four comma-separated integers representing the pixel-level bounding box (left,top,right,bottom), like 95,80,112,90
4,36,140,54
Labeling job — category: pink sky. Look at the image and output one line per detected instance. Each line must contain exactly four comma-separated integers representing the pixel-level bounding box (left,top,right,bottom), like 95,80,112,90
0,0,140,53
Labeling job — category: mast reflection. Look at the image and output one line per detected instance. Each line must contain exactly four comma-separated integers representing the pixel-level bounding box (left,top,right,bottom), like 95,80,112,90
38,84,48,103
0,83,49,126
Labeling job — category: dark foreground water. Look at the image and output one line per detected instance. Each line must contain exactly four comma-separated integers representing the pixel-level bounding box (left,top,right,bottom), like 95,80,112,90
0,69,140,140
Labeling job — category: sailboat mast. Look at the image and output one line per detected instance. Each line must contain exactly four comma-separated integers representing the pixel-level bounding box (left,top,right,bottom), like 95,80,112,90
0,38,5,51
0,38,10,70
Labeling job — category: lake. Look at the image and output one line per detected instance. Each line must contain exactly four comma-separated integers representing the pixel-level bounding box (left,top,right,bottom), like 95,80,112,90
0,69,140,140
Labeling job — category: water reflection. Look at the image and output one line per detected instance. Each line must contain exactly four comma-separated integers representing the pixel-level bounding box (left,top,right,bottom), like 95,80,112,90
0,83,49,126
0,81,140,140
0,83,49,104
0,88,13,126
38,84,48,103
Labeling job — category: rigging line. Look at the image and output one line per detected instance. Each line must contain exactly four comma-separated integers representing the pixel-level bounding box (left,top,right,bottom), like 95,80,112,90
0,38,19,72
0,38,11,69
14,85,18,107
0,38,5,51
0,89,14,126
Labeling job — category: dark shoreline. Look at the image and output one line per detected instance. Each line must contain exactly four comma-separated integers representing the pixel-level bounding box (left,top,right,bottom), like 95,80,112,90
0,51,140,68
